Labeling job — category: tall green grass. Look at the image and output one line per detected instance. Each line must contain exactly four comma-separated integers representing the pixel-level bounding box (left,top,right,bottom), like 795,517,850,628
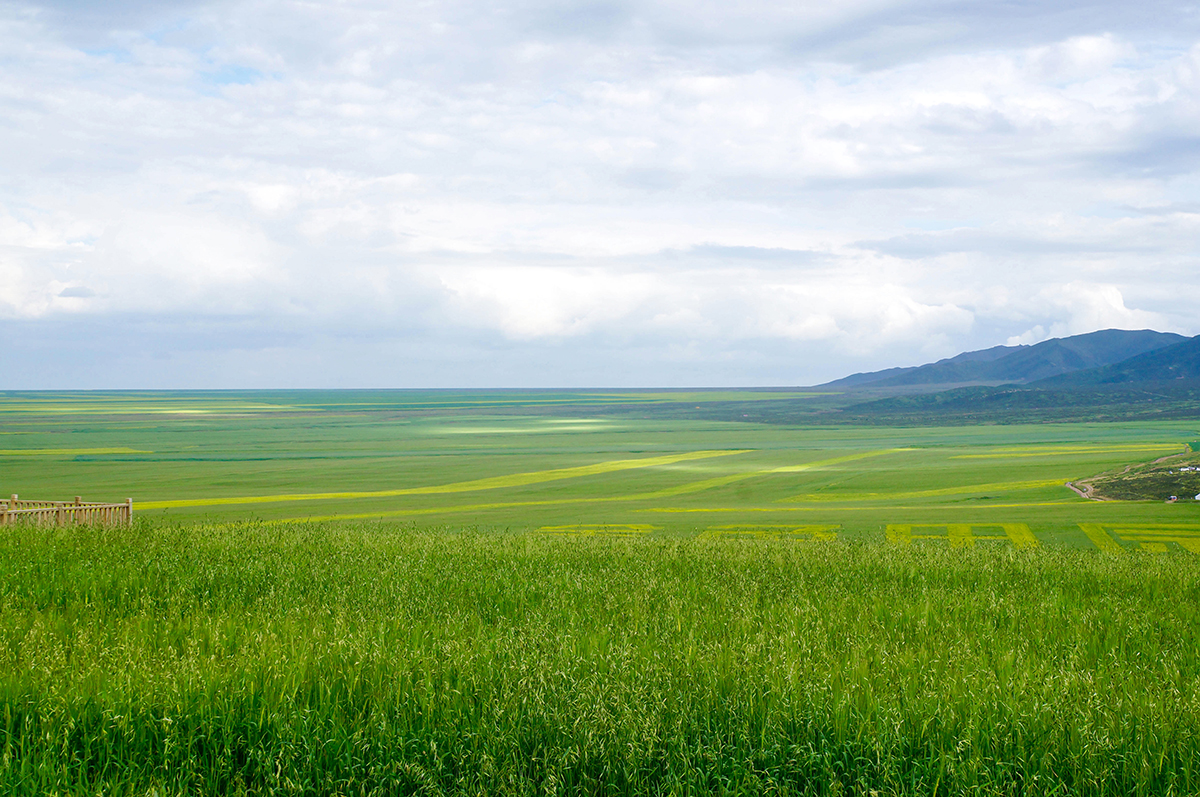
1,520,1197,795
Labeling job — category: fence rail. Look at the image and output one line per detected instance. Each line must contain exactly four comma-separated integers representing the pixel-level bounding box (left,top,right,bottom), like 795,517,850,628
1,495,133,526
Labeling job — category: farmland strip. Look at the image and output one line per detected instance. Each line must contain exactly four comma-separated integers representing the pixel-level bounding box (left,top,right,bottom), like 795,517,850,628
138,449,750,509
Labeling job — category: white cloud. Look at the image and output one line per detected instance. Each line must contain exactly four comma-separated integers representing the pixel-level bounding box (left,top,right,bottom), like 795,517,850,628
1045,281,1177,336
0,0,1198,386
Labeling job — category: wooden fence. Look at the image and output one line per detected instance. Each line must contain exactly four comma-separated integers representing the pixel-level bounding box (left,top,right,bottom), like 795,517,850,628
0,495,133,526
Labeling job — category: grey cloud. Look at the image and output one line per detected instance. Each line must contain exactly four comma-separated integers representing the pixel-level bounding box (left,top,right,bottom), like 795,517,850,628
20,0,1199,72
616,167,688,191
859,229,1156,258
515,1,635,39
0,313,971,389
14,0,223,44
1099,135,1200,179
802,1,1199,68
683,245,827,265
1122,202,1200,216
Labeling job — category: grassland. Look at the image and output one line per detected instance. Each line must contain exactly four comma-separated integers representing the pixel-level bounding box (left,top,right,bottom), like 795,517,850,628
3,521,1200,796
2,390,1199,548
3,390,1200,794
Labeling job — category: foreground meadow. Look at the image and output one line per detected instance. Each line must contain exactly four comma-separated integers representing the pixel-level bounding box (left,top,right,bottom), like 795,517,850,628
2,520,1198,796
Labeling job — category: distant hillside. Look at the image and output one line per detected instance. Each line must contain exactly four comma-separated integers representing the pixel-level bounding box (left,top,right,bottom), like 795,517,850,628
821,329,1186,390
824,344,1020,388
813,380,1200,425
1034,334,1200,387
818,335,1200,425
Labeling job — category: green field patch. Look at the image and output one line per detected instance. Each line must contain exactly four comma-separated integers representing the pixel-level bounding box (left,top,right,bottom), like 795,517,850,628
276,497,618,524
952,443,1182,459
783,477,1069,503
696,524,839,541
886,523,1039,548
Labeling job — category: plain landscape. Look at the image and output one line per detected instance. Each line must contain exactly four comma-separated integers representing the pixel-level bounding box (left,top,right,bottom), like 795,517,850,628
7,0,1200,792
2,330,1200,794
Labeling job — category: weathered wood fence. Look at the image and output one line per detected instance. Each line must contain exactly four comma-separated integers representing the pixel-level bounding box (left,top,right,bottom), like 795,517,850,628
0,495,133,526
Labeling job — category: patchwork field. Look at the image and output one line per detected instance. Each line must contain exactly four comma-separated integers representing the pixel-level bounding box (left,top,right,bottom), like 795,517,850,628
2,390,1198,550
4,390,1200,794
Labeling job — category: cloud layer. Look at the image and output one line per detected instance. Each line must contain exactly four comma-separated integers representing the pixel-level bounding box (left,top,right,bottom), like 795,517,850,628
1,0,1198,387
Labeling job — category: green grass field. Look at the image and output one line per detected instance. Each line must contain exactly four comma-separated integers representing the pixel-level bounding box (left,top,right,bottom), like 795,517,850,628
3,522,1199,795
3,390,1200,795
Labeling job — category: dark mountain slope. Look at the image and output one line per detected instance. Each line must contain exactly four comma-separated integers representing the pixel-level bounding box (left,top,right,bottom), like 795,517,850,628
823,344,1020,388
827,380,1200,425
1034,334,1200,387
818,329,1186,390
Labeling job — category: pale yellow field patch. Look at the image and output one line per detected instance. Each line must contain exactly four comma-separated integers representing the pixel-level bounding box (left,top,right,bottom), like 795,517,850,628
697,524,839,542
0,447,151,456
641,500,1076,513
139,449,750,509
1078,523,1124,553
886,523,1038,548
635,450,906,500
1082,523,1200,554
261,454,909,522
534,524,658,538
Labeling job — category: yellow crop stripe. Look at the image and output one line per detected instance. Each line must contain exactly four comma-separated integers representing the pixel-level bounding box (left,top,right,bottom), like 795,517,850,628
139,449,750,509
1079,523,1124,554
886,523,1038,548
0,448,151,456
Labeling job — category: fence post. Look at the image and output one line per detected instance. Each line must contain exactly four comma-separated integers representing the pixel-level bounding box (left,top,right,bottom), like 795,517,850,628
125,498,133,526
55,502,64,526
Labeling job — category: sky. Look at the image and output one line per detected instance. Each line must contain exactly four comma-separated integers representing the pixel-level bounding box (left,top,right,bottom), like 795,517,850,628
1,0,1199,388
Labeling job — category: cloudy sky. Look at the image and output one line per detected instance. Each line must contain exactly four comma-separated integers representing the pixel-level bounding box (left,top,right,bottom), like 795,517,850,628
2,0,1198,388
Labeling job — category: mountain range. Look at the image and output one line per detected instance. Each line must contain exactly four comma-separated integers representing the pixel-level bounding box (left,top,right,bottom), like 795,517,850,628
821,329,1190,390
814,329,1200,424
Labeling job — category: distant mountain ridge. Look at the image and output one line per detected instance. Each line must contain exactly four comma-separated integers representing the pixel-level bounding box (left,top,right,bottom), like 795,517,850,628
821,329,1187,390
824,344,1021,388
1034,334,1200,387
